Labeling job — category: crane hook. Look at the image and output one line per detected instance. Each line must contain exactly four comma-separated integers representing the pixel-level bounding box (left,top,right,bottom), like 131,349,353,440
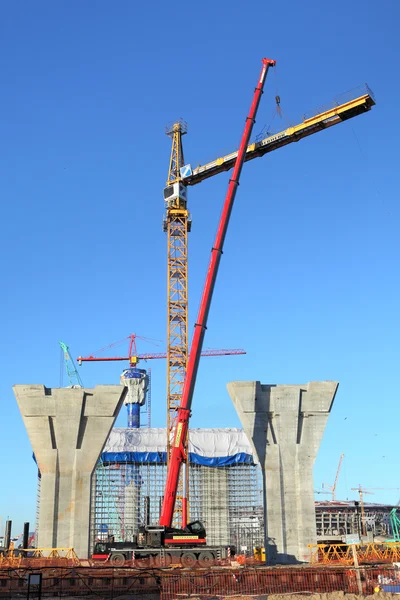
275,95,282,117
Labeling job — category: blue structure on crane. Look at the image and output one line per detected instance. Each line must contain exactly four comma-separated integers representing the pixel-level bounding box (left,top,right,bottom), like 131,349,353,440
121,367,149,428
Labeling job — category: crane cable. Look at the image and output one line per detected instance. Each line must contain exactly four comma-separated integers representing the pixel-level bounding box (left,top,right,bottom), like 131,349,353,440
273,66,292,127
274,66,281,117
255,66,292,141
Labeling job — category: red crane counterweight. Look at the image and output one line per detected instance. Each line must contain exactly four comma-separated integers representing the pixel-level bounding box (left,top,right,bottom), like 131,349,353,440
160,58,276,528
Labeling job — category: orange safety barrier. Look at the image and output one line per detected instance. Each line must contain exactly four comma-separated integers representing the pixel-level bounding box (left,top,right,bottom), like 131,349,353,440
0,563,398,598
0,547,81,569
160,566,400,600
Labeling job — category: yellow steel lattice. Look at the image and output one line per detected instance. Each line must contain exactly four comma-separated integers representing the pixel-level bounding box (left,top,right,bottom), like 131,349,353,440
165,123,190,526
309,542,400,565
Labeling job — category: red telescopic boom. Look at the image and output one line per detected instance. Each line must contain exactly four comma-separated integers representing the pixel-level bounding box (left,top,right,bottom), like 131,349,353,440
160,57,276,527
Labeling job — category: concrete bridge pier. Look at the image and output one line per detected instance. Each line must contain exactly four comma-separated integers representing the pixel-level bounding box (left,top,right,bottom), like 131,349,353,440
227,380,338,564
13,384,127,558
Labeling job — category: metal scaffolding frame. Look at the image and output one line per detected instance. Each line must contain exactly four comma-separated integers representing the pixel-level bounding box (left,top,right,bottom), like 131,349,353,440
90,455,264,552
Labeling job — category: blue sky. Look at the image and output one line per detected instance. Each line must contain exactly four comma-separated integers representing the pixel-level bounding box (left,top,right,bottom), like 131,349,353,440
1,0,399,535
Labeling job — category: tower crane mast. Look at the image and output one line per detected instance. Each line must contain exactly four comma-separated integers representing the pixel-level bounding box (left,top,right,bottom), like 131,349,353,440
163,119,191,525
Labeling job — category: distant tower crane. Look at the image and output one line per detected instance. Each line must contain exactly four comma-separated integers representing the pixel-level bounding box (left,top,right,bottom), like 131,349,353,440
77,334,245,429
162,82,375,526
351,486,400,536
59,341,83,388
323,453,344,501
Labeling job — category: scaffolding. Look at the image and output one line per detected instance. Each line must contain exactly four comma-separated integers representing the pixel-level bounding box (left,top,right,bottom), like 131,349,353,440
32,425,397,555
90,428,264,553
315,501,393,541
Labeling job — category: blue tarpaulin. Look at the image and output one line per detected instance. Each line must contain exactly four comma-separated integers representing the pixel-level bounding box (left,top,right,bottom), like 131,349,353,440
100,451,254,466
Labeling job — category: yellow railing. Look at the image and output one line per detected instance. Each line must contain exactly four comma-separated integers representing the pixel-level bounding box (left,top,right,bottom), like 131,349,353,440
0,547,80,567
309,542,400,565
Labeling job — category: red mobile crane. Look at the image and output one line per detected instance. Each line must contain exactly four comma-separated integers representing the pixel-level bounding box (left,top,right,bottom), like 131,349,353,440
160,57,276,526
92,59,274,567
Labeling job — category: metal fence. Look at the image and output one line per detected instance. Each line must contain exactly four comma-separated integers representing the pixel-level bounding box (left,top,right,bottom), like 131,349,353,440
0,564,399,599
0,566,160,598
161,566,400,599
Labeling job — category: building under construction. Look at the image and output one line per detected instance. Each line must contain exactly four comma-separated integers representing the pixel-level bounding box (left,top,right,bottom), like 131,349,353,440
90,428,263,554
89,427,397,555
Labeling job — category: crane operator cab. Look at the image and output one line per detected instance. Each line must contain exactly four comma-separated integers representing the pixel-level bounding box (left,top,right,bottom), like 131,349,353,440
163,182,187,209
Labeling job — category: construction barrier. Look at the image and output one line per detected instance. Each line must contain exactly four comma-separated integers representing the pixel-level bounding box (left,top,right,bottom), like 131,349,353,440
160,566,400,600
0,547,81,569
0,565,160,598
309,542,400,565
0,564,398,599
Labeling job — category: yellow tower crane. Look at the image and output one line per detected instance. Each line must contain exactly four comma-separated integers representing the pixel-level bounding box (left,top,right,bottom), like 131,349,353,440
163,120,191,524
164,84,375,526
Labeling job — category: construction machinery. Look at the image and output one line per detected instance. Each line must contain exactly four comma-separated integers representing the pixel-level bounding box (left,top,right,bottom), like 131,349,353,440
388,508,400,542
164,82,375,526
160,59,377,537
92,520,233,567
77,333,245,368
59,341,83,388
323,454,345,501
78,334,245,428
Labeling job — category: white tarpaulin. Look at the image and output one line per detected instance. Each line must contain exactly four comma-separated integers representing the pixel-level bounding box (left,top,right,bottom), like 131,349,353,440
104,427,253,458
121,372,149,406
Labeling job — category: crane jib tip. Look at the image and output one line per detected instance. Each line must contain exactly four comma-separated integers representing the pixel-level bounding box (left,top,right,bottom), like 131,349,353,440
262,58,276,67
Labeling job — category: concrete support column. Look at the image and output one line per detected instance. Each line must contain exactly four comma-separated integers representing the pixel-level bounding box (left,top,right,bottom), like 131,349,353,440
13,384,127,558
227,380,338,564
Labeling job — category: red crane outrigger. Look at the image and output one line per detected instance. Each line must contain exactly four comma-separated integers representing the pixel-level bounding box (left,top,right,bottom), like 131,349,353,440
160,57,276,528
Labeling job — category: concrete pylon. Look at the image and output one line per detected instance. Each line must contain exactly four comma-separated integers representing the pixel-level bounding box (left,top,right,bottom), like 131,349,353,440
227,380,338,564
13,384,127,558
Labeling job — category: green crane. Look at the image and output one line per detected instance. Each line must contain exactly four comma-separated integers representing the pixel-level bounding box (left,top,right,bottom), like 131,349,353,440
388,508,400,542
59,341,84,388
